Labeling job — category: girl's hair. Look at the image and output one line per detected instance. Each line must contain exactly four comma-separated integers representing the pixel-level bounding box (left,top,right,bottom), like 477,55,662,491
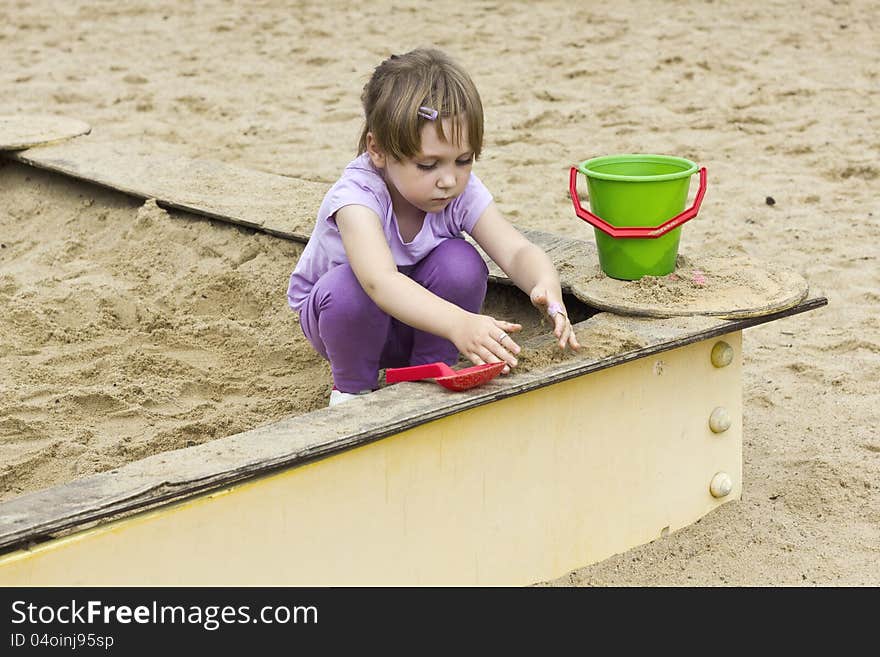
357,48,484,161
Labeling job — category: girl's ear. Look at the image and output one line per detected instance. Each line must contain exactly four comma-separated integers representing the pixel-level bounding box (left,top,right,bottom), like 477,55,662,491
365,132,386,169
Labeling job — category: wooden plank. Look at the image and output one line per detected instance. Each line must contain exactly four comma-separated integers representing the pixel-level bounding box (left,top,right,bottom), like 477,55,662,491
0,297,826,552
566,253,809,319
471,231,808,319
6,138,322,241
466,229,598,290
0,115,91,150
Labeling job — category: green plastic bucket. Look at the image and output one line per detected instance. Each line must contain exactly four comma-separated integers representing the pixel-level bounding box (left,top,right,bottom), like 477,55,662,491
568,154,707,280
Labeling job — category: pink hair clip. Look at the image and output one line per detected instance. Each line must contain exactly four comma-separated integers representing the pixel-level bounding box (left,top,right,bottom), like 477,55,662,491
418,106,438,121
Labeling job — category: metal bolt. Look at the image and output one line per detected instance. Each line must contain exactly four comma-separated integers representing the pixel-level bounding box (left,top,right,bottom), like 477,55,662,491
709,407,731,433
711,341,734,368
710,472,733,498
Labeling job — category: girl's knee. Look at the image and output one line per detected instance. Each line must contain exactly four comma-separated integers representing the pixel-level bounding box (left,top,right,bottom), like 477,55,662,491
416,240,487,309
433,239,488,287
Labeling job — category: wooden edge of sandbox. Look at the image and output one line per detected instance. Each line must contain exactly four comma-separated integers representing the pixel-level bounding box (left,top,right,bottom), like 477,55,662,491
0,296,826,553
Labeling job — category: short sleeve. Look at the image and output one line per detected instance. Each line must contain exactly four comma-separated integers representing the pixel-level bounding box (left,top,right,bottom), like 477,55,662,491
450,172,493,234
321,173,387,228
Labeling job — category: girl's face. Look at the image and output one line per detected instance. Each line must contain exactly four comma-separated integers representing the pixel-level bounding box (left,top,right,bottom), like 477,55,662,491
367,118,474,216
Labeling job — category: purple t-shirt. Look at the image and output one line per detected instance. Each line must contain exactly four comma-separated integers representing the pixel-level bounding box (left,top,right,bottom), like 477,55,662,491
287,153,493,312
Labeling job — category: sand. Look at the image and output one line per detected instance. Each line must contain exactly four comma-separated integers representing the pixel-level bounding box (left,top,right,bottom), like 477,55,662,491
1,0,878,585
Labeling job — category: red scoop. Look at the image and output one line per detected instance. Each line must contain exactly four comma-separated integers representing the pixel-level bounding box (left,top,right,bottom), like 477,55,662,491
385,361,505,391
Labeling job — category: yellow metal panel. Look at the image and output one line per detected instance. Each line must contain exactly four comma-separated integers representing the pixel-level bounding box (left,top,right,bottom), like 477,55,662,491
0,333,742,585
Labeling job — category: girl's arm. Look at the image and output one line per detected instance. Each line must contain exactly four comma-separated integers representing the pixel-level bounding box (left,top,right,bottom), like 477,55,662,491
336,204,522,373
469,202,580,351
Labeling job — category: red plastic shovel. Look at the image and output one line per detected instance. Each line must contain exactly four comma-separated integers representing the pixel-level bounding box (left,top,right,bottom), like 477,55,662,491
385,361,505,392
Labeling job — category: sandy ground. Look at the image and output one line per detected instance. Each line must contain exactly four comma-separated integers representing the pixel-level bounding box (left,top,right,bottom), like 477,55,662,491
1,0,878,585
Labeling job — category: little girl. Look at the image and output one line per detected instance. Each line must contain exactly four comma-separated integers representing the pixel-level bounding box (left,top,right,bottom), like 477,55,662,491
287,48,579,406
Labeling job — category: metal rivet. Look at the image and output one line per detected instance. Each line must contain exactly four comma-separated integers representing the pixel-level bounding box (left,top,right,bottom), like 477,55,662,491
710,472,733,498
709,407,731,433
711,341,734,368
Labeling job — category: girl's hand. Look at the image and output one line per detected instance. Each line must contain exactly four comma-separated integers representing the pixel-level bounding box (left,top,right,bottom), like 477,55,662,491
530,287,581,351
451,313,522,374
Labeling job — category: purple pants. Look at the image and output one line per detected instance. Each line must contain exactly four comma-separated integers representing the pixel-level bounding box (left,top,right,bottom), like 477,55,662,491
299,238,488,393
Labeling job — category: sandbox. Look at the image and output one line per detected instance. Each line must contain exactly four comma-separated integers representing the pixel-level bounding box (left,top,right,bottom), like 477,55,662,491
0,125,826,585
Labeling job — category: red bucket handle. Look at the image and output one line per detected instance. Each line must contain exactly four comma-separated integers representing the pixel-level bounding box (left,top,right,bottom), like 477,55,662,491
569,166,707,239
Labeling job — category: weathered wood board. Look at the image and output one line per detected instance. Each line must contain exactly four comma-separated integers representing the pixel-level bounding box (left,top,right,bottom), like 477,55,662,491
565,253,809,319
468,234,809,319
0,115,91,150
6,137,323,240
